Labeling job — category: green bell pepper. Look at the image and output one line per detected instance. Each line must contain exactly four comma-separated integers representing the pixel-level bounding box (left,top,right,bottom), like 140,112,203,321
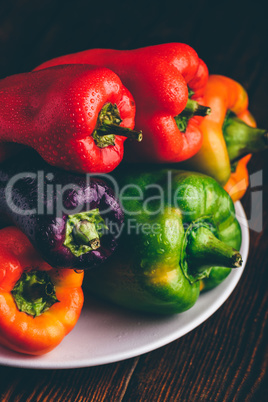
84,169,242,314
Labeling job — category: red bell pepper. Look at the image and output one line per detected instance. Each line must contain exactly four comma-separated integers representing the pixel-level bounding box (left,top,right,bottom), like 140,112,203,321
0,226,84,355
0,64,142,173
35,43,210,163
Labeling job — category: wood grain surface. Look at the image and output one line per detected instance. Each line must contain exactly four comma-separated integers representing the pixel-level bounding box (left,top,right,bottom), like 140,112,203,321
0,0,267,401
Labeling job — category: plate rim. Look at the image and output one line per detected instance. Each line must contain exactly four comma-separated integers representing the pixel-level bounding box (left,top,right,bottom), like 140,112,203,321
0,201,249,369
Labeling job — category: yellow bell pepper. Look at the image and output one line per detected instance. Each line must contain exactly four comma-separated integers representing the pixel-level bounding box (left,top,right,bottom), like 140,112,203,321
181,75,267,201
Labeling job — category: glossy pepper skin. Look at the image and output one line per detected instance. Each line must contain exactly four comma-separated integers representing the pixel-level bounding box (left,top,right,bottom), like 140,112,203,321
84,169,242,314
0,227,84,355
0,64,142,173
0,152,124,270
181,75,268,198
35,43,210,163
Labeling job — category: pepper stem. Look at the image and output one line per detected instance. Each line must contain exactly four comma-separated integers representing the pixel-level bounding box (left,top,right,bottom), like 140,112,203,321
97,123,143,142
223,115,268,163
72,220,101,250
64,209,108,257
181,98,211,117
11,271,59,317
93,103,142,148
186,226,242,275
174,99,211,133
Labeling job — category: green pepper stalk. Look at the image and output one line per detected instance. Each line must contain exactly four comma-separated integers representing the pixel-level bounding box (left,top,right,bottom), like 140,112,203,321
64,209,108,257
223,114,268,163
175,95,211,133
12,271,59,317
92,103,143,148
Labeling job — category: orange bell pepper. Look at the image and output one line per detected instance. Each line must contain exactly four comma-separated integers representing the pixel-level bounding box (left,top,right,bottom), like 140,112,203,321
0,226,84,355
181,75,267,200
224,154,252,202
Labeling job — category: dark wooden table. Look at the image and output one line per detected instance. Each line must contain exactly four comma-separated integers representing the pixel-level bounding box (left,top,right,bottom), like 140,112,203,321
0,1,267,400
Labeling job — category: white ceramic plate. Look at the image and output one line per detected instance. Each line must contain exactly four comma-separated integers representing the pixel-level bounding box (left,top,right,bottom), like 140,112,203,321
0,202,249,369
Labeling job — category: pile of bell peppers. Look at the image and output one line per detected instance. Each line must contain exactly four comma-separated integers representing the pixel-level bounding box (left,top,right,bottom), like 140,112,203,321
0,43,266,355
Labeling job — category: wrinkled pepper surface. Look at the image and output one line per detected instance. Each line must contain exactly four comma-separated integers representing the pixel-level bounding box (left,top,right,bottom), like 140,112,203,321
181,75,268,200
35,43,211,163
0,227,84,355
84,169,242,314
0,64,142,173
